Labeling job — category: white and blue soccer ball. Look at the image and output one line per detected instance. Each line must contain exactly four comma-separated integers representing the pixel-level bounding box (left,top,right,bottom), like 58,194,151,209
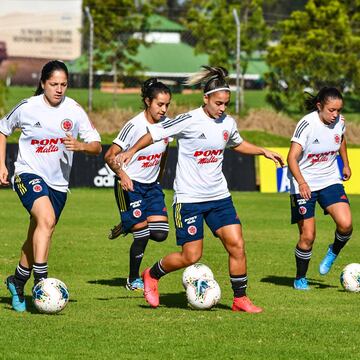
32,278,69,314
182,263,214,290
186,278,221,310
340,263,360,292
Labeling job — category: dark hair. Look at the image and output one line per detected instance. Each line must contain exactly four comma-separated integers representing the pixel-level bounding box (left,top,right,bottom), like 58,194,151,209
184,65,230,95
141,78,171,109
34,60,69,96
305,87,343,112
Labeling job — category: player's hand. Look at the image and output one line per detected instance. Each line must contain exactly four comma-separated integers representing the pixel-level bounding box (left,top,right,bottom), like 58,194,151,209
0,165,9,186
63,132,83,152
119,172,134,191
342,165,351,181
116,149,135,167
263,150,285,167
299,182,311,200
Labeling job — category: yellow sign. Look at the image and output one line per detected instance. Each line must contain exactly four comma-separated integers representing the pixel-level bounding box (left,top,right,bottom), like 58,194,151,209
259,148,360,194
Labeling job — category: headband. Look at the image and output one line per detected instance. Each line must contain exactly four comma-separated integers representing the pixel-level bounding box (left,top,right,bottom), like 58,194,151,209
204,87,230,96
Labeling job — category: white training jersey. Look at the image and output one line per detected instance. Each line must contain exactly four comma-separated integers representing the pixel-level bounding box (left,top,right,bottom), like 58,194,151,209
148,106,243,203
113,112,170,183
288,110,345,194
0,95,101,192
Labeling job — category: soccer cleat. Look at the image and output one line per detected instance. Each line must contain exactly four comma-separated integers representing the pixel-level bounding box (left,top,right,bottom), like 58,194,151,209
293,277,310,290
126,278,144,291
232,296,263,313
6,275,26,312
142,268,159,308
108,222,126,240
319,245,337,275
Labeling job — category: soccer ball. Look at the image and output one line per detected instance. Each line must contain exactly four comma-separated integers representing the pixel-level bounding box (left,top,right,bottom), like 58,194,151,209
186,278,221,310
182,263,214,289
32,278,69,314
340,263,360,292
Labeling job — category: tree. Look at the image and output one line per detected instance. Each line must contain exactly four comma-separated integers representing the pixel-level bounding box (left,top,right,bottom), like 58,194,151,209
83,0,165,80
266,0,360,112
184,0,269,111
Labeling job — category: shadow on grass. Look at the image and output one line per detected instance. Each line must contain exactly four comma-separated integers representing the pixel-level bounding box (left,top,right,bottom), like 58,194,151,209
88,277,127,287
139,292,230,310
0,295,76,315
260,275,337,289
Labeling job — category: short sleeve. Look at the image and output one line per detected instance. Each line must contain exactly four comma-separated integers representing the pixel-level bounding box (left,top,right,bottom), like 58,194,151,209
77,106,101,143
112,122,136,151
0,100,26,136
291,119,311,149
226,117,243,148
148,113,192,142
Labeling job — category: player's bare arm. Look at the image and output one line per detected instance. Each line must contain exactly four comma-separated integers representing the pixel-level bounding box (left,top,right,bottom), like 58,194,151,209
117,132,154,166
104,144,134,191
0,132,9,185
339,136,351,181
233,140,285,167
63,132,101,155
287,142,311,200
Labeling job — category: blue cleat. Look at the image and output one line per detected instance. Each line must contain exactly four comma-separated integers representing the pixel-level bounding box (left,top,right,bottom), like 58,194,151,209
319,245,337,275
126,278,144,291
6,275,26,312
293,277,310,290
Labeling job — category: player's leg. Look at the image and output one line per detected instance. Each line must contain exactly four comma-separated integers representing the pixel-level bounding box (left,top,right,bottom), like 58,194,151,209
290,193,317,290
146,183,169,242
142,202,204,307
7,174,61,311
108,176,127,240
319,185,352,275
142,240,203,308
293,218,316,289
6,218,36,312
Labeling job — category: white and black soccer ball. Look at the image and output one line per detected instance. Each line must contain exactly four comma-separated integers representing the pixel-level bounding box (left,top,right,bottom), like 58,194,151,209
186,278,221,310
340,263,360,292
32,278,69,314
182,263,214,289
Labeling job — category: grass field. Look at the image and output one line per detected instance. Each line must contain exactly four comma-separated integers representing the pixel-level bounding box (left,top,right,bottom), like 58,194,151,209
0,189,359,360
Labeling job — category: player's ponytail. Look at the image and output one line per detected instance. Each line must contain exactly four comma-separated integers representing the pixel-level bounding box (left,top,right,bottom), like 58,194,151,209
184,65,230,95
305,87,343,112
141,78,172,109
34,60,69,96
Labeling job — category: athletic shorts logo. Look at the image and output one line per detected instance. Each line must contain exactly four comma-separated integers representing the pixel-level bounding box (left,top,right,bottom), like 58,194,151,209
223,130,229,142
334,134,341,144
33,184,42,193
188,225,197,235
133,209,142,218
61,119,73,132
340,194,347,200
164,137,169,145
299,206,307,215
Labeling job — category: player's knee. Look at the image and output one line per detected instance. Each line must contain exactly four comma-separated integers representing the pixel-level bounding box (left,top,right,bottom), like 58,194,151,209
182,251,202,266
148,222,169,242
150,230,168,242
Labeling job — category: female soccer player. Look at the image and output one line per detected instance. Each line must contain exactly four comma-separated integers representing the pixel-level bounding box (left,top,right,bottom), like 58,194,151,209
287,87,353,290
118,66,284,312
0,60,102,311
104,78,171,291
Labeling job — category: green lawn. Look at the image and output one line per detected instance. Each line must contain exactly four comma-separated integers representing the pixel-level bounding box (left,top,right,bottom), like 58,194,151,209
0,189,359,359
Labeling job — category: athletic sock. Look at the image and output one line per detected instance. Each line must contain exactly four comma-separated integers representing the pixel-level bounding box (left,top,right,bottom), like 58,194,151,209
129,227,150,281
230,274,247,298
14,263,32,288
295,245,312,279
150,260,167,280
33,262,48,285
332,229,352,255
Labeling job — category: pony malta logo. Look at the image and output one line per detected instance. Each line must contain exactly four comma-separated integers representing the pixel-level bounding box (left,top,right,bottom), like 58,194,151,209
137,152,163,168
61,119,73,132
193,149,223,164
31,138,65,153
